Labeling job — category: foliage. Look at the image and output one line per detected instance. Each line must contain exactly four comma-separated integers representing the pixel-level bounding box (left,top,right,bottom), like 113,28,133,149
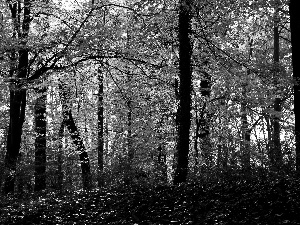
0,0,298,222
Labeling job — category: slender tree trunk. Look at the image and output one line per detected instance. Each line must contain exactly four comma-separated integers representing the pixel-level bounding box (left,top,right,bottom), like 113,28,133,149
241,76,251,173
271,1,283,172
173,78,179,174
59,82,92,190
157,144,167,183
289,0,300,174
265,115,272,159
199,72,212,169
127,101,133,162
240,40,253,174
57,122,64,190
194,112,200,172
34,87,47,192
124,99,133,185
240,92,251,173
174,0,192,184
3,1,30,194
34,0,50,193
222,145,229,172
97,67,104,188
124,61,133,185
216,144,222,171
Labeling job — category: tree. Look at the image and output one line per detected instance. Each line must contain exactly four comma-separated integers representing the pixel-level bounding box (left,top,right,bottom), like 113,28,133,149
33,0,50,192
194,71,212,173
97,66,104,188
174,0,192,184
270,0,283,172
59,80,92,190
34,86,47,192
240,40,253,174
3,0,31,194
289,0,300,174
199,72,212,170
57,122,64,190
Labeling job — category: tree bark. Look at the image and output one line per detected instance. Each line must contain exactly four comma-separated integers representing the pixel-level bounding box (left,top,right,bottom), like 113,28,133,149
59,82,92,190
97,67,104,188
174,0,192,184
241,83,251,173
194,111,200,172
57,122,64,190
127,100,133,162
3,0,30,194
199,72,212,169
289,0,300,174
270,1,283,172
240,40,253,174
124,99,133,185
34,87,47,192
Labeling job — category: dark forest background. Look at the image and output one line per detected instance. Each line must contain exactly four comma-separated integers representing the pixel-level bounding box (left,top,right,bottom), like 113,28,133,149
1,0,300,224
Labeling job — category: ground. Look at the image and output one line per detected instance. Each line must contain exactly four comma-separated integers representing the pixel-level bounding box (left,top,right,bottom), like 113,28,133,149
1,175,300,224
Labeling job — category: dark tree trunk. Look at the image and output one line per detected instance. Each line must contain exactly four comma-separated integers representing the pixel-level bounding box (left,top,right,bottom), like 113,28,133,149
271,2,283,172
34,0,50,193
265,115,272,159
173,78,179,175
240,110,251,173
3,1,30,195
216,143,229,174
289,0,300,174
174,0,192,184
34,87,47,192
59,82,92,190
124,99,133,185
64,110,92,190
4,91,26,194
222,145,229,172
57,122,64,190
127,102,133,159
194,111,200,172
155,144,167,183
124,60,134,185
200,72,211,97
241,83,251,173
240,40,253,174
199,72,212,169
216,144,222,171
97,67,104,188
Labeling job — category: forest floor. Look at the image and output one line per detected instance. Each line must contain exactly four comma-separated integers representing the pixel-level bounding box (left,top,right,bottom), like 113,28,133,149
1,175,300,225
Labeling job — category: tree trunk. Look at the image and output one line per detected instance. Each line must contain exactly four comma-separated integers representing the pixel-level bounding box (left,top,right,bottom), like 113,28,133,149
59,82,92,190
240,40,253,174
265,115,272,160
124,99,133,185
34,87,47,192
199,72,212,170
241,83,251,173
127,101,133,161
289,0,300,174
3,1,30,194
216,144,222,171
222,145,229,173
157,144,167,183
57,122,64,190
174,0,192,184
194,112,200,172
271,1,283,172
97,67,104,188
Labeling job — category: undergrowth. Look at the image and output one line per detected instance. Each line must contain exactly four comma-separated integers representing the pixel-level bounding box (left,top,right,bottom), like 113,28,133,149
1,175,300,224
